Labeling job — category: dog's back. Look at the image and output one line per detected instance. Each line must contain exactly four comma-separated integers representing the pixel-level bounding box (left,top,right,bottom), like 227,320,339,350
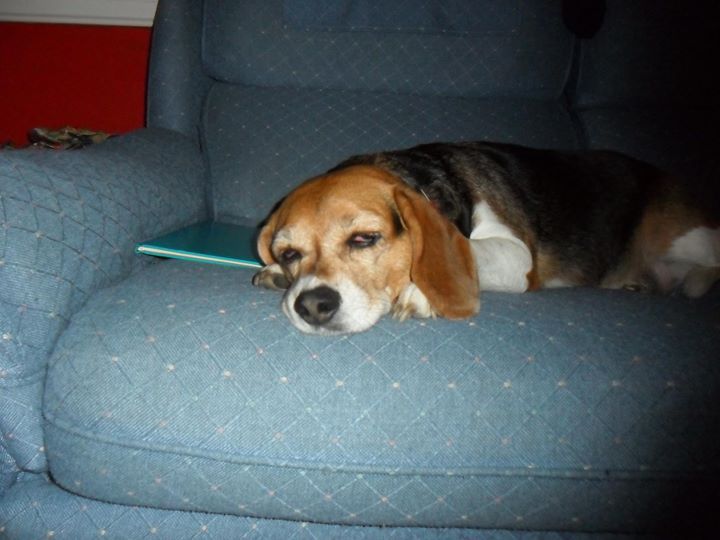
336,142,720,295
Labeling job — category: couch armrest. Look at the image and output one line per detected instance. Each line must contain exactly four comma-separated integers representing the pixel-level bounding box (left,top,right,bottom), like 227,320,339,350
0,127,206,473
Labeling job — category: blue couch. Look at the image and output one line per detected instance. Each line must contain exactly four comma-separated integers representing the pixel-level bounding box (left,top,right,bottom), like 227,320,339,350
2,1,719,538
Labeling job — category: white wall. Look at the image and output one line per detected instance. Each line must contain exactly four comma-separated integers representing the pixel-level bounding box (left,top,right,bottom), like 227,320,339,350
0,0,158,27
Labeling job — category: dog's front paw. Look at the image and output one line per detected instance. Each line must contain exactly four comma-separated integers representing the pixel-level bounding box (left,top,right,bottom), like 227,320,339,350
392,283,437,321
252,264,290,290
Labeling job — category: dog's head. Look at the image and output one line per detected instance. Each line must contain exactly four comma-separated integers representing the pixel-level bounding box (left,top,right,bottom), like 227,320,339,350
256,165,478,334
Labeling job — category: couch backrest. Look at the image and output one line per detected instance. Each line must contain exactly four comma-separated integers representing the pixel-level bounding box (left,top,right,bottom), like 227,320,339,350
574,0,719,108
203,0,573,99
570,0,719,182
148,0,719,225
193,0,580,223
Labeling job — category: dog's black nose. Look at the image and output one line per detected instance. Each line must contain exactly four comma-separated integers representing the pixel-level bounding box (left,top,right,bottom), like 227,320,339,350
294,286,341,326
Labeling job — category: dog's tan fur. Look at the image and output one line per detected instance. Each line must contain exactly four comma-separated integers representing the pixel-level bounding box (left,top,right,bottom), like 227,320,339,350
254,149,719,334
255,165,478,325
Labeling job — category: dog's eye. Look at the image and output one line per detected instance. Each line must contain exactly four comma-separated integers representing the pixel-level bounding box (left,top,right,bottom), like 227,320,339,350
279,248,301,264
348,232,381,249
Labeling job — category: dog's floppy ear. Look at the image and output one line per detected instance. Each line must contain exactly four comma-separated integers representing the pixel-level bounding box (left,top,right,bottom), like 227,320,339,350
394,187,479,319
256,211,279,265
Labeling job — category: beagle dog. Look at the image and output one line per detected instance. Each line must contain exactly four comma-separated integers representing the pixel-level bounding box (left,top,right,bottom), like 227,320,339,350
253,142,720,335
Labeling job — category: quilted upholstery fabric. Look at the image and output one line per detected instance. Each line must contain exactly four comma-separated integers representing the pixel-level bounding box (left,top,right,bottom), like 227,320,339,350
44,260,720,533
4,0,720,537
0,128,207,474
202,0,579,225
576,107,719,181
146,0,212,138
203,0,574,99
0,436,17,493
0,474,641,540
205,84,580,223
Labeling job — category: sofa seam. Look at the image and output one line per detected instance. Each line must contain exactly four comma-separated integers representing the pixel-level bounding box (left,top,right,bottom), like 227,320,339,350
43,414,715,483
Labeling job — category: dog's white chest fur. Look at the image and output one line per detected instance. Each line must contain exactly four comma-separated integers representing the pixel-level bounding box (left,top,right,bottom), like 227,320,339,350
469,201,533,293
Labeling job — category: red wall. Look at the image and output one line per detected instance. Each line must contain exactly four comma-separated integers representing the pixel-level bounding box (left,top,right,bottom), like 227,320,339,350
1,22,151,146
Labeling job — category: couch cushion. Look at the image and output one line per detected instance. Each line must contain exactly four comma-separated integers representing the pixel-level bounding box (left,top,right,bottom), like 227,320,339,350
203,0,574,99
44,260,720,532
576,107,718,180
0,473,642,540
204,84,580,223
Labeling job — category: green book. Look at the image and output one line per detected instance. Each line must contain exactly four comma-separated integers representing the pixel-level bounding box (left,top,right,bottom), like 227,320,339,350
135,221,263,269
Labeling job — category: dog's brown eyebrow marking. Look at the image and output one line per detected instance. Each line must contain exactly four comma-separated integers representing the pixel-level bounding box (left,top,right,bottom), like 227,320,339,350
391,207,405,236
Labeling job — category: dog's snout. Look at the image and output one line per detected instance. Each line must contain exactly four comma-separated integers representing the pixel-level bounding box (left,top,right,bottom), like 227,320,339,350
294,286,341,326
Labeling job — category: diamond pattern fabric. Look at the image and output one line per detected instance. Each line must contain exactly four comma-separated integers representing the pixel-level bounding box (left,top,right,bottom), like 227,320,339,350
0,128,207,473
203,0,573,99
3,0,720,537
1,473,643,540
43,260,720,532
201,0,576,223
284,0,522,34
576,107,719,181
146,0,212,138
205,85,580,224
